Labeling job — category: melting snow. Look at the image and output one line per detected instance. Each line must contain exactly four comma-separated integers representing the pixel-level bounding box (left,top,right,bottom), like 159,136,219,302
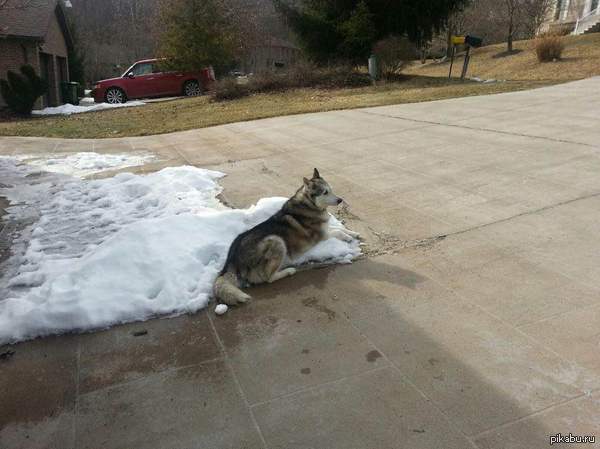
32,101,146,116
0,156,360,344
14,152,155,178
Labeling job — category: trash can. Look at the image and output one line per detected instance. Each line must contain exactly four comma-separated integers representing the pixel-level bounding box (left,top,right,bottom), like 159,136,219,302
60,81,80,105
368,55,378,80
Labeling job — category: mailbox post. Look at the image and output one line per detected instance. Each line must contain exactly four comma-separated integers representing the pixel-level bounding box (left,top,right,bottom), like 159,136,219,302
449,35,465,80
448,35,483,81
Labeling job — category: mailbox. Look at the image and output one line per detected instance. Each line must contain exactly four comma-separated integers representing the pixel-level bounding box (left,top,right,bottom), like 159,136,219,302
465,35,483,47
449,34,483,80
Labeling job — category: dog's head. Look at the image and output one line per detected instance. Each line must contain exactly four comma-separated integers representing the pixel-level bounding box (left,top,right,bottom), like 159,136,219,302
303,168,343,209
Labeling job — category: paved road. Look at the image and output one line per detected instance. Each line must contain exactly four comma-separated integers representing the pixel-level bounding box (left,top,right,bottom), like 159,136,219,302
2,78,600,448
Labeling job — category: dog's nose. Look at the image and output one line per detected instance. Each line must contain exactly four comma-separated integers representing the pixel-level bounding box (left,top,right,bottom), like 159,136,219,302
337,197,343,205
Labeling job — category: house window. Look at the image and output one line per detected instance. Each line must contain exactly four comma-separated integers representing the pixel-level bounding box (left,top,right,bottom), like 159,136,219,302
554,0,571,20
554,0,563,19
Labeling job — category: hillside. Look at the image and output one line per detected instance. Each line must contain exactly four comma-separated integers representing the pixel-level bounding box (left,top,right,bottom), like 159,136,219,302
404,33,600,81
3,34,600,139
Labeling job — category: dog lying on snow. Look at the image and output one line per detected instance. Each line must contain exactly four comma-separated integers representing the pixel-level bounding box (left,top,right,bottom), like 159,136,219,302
213,168,359,306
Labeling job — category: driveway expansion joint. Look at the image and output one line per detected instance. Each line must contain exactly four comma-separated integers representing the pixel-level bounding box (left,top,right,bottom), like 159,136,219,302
359,109,599,149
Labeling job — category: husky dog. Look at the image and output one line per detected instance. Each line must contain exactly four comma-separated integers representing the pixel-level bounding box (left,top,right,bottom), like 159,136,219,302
213,168,358,306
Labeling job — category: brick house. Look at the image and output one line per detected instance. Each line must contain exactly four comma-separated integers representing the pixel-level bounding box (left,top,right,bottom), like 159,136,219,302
0,0,73,109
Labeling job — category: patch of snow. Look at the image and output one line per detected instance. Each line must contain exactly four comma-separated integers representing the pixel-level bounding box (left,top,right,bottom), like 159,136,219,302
79,97,95,105
32,101,145,116
215,304,228,315
84,89,91,96
14,152,155,178
0,158,360,344
469,77,500,84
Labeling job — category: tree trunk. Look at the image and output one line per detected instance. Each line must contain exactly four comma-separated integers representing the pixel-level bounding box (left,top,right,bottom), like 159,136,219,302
507,16,514,52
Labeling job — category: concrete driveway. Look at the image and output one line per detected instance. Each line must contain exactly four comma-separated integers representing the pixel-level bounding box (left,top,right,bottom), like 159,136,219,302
2,77,600,449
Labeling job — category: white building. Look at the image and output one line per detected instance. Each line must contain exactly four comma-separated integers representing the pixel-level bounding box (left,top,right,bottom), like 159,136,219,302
543,0,600,35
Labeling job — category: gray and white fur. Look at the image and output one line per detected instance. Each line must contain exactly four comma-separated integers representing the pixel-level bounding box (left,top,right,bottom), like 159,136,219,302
213,168,358,306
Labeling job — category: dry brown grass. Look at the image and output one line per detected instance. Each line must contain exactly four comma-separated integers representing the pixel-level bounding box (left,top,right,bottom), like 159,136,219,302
404,33,600,81
213,64,372,101
0,77,546,139
3,33,599,139
535,34,565,62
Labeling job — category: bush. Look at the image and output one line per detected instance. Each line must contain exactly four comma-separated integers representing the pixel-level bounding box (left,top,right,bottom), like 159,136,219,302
373,36,418,78
0,65,48,115
213,63,372,101
535,34,565,62
213,77,251,101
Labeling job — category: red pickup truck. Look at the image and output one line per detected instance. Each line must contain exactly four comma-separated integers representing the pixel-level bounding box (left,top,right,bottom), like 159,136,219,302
91,59,215,104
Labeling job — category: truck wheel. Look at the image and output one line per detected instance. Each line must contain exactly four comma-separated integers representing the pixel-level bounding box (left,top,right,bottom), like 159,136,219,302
105,87,126,104
183,80,202,97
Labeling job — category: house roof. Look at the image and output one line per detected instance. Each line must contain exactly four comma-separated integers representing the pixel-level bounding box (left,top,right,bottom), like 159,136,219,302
0,0,68,42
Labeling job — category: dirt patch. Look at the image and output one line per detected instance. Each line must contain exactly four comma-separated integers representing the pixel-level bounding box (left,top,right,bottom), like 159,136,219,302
334,203,361,221
364,228,447,257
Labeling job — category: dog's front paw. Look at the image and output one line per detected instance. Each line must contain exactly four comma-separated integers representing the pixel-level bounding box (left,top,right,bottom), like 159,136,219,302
329,229,354,242
340,231,355,242
346,229,361,239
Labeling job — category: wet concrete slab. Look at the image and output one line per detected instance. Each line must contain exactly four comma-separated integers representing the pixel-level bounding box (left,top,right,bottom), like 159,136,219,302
2,78,600,448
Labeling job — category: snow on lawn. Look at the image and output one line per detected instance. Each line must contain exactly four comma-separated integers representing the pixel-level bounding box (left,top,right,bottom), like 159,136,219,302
14,151,155,178
0,157,360,344
32,101,146,116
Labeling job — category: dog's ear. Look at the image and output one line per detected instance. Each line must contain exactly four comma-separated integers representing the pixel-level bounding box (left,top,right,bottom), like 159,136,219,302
303,177,310,186
313,168,320,179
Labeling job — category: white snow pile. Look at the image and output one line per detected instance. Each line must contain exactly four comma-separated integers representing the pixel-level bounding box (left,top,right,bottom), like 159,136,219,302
14,152,155,178
32,101,146,116
469,77,502,84
79,97,95,105
0,157,360,344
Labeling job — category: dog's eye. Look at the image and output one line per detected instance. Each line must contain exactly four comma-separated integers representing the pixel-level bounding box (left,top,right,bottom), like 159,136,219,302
324,189,328,195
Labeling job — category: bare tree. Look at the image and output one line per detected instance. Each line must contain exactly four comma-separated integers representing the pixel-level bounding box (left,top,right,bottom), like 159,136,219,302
67,0,284,82
70,0,161,81
501,0,521,52
521,0,554,36
434,0,554,57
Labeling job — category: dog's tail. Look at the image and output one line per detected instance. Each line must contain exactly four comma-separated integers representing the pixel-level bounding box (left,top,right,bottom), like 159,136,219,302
213,271,251,306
